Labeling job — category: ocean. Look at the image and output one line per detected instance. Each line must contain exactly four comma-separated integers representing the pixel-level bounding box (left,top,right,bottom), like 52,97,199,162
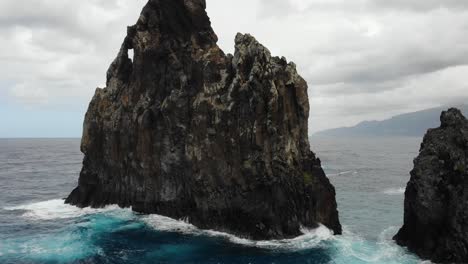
0,137,429,264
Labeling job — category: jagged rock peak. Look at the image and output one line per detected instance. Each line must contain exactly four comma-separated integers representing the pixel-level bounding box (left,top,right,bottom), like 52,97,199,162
440,107,466,128
394,108,468,263
66,0,341,240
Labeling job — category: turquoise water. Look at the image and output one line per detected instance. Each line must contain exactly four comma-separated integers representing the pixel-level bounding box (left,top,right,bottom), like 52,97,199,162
0,138,428,263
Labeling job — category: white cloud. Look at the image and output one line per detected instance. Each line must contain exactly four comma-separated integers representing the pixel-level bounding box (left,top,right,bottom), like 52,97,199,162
0,0,145,107
309,65,468,132
209,0,468,132
371,0,468,12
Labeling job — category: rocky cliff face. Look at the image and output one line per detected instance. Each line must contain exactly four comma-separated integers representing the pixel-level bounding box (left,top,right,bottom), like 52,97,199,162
66,0,341,239
394,108,468,262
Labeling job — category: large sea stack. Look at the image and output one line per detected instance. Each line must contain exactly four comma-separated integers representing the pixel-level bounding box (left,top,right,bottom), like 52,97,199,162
394,108,468,262
66,0,341,239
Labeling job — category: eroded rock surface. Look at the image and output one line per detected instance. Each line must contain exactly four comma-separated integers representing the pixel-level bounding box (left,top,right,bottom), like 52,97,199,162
66,0,341,239
394,108,468,262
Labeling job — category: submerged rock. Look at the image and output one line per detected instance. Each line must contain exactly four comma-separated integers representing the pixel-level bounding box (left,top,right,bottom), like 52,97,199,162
66,0,341,239
394,108,468,262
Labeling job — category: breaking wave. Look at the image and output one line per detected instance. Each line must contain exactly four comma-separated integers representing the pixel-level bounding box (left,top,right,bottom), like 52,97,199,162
1,199,424,263
142,213,334,251
5,199,334,251
4,199,121,220
328,171,357,177
383,187,406,195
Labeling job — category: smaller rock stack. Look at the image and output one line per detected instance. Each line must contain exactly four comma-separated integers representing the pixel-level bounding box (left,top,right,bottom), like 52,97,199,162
394,108,468,263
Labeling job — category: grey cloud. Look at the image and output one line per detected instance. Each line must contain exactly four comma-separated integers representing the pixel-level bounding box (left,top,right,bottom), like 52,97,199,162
372,0,468,12
0,0,143,42
0,0,145,108
283,8,468,100
258,0,468,16
257,0,368,17
310,47,468,87
309,79,404,97
307,65,468,132
0,2,90,41
1,0,468,134
257,0,295,18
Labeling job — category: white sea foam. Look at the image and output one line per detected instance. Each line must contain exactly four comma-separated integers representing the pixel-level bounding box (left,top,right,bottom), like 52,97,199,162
5,200,320,250
3,199,426,263
383,187,406,195
142,213,333,251
329,171,356,177
4,199,121,220
141,214,199,234
206,225,333,251
5,200,335,252
331,226,423,264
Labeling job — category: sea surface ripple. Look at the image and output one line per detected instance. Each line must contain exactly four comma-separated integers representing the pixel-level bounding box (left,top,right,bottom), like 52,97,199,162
0,138,428,263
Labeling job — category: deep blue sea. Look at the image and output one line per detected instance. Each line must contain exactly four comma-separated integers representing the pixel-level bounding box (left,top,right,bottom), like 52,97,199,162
0,137,430,264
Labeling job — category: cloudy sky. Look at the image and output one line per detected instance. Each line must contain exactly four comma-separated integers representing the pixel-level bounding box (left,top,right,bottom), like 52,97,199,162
1,0,468,137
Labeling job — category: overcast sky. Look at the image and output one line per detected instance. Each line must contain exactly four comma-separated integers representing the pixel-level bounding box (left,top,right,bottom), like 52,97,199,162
1,0,468,137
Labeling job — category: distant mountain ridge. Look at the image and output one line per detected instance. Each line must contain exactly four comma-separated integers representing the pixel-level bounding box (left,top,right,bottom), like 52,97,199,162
315,105,468,137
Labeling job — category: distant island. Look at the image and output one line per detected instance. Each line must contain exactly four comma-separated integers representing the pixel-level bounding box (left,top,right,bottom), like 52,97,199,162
314,105,468,137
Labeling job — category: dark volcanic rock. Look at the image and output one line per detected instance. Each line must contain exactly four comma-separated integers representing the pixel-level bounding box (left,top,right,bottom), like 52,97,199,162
394,108,468,263
66,0,341,239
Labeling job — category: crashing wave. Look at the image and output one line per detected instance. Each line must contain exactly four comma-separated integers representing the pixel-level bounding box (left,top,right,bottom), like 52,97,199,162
4,199,335,251
2,199,425,263
328,171,357,177
383,187,406,195
4,199,121,220
142,213,334,251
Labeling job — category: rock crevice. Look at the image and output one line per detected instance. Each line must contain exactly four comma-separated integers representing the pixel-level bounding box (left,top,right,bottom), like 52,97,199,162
66,0,341,240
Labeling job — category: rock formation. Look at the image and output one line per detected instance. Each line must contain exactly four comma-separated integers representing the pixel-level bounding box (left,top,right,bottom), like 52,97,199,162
66,0,341,239
394,108,468,262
